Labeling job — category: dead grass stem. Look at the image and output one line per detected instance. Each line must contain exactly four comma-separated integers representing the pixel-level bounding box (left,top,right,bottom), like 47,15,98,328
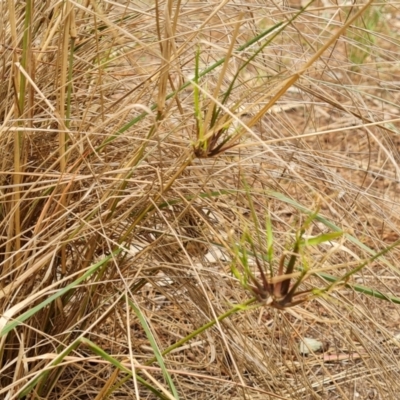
1,1,400,399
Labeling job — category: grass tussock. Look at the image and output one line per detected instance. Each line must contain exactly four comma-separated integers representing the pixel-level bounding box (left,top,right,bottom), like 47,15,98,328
1,0,400,398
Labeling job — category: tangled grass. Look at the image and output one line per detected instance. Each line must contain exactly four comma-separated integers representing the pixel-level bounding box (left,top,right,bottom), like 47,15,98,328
1,0,400,398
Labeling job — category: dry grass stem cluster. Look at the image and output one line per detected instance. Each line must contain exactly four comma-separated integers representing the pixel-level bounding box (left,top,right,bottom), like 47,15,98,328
1,0,400,398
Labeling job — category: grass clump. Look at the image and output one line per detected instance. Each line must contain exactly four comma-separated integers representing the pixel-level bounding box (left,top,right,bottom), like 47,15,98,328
1,0,400,399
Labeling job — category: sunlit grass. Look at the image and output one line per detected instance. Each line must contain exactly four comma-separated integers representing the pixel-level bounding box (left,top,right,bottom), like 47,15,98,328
1,1,400,398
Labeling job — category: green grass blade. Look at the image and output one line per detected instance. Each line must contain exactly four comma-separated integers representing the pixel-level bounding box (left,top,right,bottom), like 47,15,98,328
265,211,274,266
301,231,344,247
194,46,203,143
0,251,120,337
96,21,285,152
145,298,257,366
80,338,169,399
128,298,180,399
265,189,400,274
316,271,400,304
19,341,80,397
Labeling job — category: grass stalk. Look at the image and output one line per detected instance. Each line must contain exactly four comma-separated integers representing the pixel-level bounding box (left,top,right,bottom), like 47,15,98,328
2,1,400,397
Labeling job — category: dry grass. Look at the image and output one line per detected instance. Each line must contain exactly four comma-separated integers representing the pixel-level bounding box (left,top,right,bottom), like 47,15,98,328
1,0,400,399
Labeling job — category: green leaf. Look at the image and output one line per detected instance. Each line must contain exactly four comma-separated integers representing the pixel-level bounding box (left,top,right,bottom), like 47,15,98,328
0,252,120,337
301,231,344,247
265,212,274,265
80,338,169,399
128,299,179,399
